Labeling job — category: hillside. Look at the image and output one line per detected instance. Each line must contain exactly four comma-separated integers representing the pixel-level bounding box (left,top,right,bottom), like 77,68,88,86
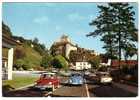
13,42,43,70
2,22,45,70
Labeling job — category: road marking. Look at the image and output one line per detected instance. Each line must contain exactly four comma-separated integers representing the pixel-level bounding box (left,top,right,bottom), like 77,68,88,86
15,83,35,90
84,79,90,97
43,85,62,97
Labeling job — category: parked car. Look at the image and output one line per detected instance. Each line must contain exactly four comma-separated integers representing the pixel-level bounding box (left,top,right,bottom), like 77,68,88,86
96,72,113,84
52,68,58,73
86,71,112,84
84,71,91,76
34,72,60,91
59,70,71,77
68,73,84,85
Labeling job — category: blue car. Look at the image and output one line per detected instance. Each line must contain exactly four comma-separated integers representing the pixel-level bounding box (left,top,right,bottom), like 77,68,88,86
68,73,84,85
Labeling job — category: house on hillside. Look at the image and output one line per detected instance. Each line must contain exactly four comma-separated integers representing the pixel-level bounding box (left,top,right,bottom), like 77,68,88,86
2,34,20,80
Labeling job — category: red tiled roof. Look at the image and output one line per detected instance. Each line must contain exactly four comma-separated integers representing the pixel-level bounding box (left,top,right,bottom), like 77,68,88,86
111,60,138,67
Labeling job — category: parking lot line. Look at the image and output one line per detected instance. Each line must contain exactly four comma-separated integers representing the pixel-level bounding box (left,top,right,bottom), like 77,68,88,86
85,79,90,97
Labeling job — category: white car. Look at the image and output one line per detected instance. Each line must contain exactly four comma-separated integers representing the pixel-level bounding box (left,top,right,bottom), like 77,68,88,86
98,72,112,84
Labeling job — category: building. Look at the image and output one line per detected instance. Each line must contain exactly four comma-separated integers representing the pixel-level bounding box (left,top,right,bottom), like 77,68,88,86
2,34,20,80
111,60,138,68
51,35,77,59
73,61,91,70
100,59,111,67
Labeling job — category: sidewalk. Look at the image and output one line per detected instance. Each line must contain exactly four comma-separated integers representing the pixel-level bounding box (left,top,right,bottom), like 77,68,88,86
113,82,138,94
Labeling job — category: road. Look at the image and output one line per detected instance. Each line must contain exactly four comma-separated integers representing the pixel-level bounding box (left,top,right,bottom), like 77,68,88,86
3,76,138,97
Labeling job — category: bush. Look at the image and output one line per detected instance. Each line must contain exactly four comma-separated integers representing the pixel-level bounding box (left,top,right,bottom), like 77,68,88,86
14,59,32,70
14,59,24,70
40,54,53,69
52,55,68,70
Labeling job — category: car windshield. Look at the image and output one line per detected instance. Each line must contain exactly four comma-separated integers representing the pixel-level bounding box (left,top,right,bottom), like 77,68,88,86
71,74,81,77
40,74,55,79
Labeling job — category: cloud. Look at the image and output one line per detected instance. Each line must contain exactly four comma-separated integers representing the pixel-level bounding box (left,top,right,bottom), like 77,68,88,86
33,16,49,24
68,13,86,21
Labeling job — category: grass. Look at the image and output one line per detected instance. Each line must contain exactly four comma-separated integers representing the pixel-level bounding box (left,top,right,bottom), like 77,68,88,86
23,44,42,67
2,74,38,89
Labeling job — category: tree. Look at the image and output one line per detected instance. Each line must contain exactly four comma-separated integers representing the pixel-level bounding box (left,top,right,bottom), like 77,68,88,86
108,3,137,67
40,54,53,69
52,55,68,70
33,37,39,44
123,43,137,60
87,3,137,68
87,5,118,59
89,56,100,68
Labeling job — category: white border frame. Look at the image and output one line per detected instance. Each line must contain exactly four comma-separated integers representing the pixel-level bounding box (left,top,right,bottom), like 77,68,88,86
0,0,139,100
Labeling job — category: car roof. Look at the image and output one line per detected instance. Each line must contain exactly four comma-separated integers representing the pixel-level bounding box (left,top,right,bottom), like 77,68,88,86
98,72,109,74
71,73,82,75
41,72,56,75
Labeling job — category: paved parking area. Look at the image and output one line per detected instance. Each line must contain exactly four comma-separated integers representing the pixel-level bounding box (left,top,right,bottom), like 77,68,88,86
2,72,138,97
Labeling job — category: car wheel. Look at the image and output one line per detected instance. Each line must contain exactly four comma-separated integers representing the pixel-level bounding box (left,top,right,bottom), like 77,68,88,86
108,82,112,85
57,84,60,88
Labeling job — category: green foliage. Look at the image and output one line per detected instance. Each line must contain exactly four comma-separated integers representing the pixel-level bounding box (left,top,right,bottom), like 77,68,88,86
32,37,47,56
2,22,46,71
14,59,25,70
22,58,32,70
40,54,53,68
89,56,100,68
87,3,137,61
14,44,42,70
52,55,68,70
33,37,39,44
14,46,26,59
3,74,38,89
14,58,32,70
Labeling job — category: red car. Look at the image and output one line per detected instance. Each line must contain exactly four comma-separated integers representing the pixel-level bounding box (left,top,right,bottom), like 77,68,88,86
34,72,60,91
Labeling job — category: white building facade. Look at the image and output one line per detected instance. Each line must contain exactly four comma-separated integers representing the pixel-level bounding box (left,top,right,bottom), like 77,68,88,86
73,61,91,70
2,34,19,80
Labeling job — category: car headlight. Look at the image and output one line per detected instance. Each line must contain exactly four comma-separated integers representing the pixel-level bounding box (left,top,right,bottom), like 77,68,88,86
79,79,82,83
69,80,72,83
49,82,52,85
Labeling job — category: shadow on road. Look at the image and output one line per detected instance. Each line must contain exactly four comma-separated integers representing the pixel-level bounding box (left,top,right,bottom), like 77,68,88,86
2,86,43,97
88,84,137,97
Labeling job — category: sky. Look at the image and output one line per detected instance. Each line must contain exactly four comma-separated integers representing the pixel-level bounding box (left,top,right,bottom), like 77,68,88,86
2,2,138,54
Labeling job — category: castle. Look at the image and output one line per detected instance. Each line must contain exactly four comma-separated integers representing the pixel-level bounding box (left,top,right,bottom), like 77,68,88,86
50,35,77,59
